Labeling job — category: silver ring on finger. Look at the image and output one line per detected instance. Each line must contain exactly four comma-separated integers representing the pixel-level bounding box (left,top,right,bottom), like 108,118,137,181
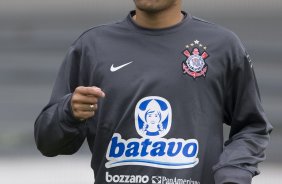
89,104,95,111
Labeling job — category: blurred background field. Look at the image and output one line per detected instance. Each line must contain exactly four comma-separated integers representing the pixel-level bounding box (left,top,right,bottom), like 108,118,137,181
0,0,281,183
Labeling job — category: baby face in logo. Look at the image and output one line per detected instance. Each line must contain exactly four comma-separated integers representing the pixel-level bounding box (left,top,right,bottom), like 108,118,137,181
135,96,172,138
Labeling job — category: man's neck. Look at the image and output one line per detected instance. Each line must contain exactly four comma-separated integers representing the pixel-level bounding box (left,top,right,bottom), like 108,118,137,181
133,6,183,29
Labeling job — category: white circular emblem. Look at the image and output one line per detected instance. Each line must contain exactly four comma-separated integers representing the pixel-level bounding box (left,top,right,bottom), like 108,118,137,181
186,55,205,72
135,96,172,138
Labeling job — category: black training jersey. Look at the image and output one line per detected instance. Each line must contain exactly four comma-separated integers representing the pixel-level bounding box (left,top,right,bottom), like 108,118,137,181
34,11,272,184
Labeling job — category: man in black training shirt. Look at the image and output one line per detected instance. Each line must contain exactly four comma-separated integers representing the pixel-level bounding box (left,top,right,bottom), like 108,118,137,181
34,1,272,183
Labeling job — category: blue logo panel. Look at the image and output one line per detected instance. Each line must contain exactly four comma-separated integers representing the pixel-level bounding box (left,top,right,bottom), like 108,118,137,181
135,96,172,138
105,96,199,169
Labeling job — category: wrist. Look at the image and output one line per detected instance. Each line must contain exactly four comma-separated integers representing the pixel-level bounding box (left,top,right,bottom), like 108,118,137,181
214,166,252,184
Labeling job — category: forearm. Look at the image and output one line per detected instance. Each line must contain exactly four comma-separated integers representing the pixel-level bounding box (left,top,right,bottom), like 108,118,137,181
213,120,272,184
34,94,87,156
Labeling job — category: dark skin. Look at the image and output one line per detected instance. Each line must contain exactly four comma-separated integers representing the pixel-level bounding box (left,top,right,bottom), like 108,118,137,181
71,0,183,121
71,86,105,121
133,0,183,29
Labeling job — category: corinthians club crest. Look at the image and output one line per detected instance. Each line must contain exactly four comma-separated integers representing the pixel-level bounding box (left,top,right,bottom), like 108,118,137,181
182,40,209,79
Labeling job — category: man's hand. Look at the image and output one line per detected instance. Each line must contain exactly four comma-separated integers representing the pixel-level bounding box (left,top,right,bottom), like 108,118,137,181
71,86,105,121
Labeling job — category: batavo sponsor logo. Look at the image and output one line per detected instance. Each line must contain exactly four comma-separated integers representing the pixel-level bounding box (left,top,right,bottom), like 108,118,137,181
105,96,199,169
105,133,199,169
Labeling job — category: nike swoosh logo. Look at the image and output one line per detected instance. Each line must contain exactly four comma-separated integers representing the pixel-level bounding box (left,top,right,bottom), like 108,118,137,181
110,61,133,72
